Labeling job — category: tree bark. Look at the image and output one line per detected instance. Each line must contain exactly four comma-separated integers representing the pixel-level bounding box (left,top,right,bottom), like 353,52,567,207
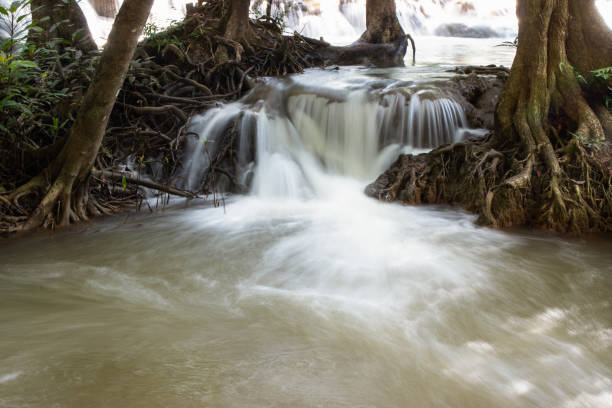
492,0,612,230
266,0,272,18
359,0,405,44
89,0,118,18
31,0,98,52
224,0,251,41
12,0,154,230
317,36,409,66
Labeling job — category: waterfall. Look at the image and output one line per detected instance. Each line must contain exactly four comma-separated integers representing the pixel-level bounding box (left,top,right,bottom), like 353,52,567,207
81,0,191,45
182,80,469,198
262,0,519,41
3,0,612,44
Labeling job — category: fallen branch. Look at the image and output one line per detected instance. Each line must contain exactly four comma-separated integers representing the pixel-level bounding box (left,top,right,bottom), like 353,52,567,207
406,34,416,65
91,169,198,198
126,104,189,121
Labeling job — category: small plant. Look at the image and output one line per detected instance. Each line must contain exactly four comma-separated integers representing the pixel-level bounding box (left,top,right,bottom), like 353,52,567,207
0,0,98,146
590,66,612,111
559,62,587,84
591,66,612,80
497,36,518,48
143,22,159,37
558,63,612,112
143,20,186,52
0,0,41,138
571,131,603,151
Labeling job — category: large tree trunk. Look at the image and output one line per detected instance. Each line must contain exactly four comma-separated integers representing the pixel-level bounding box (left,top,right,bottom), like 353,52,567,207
223,0,251,41
359,0,405,44
367,0,612,233
31,0,98,52
89,0,118,18
492,0,612,230
8,0,154,230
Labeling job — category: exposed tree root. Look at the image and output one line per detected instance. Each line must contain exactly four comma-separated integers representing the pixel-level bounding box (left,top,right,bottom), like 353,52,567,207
367,133,611,233
367,0,611,235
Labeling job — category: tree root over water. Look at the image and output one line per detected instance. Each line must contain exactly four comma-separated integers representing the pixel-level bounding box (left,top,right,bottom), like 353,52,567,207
366,134,611,233
369,0,612,235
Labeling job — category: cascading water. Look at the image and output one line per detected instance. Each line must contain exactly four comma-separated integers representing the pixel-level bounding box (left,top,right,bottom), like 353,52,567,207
271,0,612,41
181,77,468,198
1,14,612,408
261,0,519,41
2,0,612,44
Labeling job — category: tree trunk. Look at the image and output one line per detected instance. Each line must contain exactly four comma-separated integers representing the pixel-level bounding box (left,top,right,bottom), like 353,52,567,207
492,0,612,230
359,0,405,44
224,0,251,41
10,0,154,230
89,0,118,18
303,0,412,66
266,0,272,18
316,36,409,66
31,0,98,52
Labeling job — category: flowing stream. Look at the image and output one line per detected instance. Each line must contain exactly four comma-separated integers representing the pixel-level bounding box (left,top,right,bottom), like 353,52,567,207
1,19,612,408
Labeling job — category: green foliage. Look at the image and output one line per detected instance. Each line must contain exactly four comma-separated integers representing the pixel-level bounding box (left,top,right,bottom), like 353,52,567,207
558,62,587,84
143,20,185,52
570,131,603,151
557,63,612,148
143,22,159,37
590,67,612,109
591,66,612,80
0,0,97,147
558,63,612,112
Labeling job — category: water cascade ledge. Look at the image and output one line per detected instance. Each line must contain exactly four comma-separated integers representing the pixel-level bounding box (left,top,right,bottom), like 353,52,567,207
180,78,476,199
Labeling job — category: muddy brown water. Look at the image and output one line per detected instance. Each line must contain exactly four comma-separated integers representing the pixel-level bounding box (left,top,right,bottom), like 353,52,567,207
1,39,611,408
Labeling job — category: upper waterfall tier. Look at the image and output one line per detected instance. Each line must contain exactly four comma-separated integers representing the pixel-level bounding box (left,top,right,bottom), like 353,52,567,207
3,0,612,45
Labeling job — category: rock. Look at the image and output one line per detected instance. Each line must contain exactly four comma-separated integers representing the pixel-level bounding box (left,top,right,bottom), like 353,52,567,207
434,66,509,129
434,23,501,38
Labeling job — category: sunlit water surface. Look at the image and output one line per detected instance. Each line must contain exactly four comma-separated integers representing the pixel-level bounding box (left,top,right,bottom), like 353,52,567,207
1,39,611,408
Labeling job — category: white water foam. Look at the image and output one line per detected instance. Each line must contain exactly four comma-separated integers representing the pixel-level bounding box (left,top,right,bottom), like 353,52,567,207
0,372,21,385
182,78,468,197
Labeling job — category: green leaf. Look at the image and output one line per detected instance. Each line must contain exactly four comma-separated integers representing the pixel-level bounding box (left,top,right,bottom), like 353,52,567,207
8,59,39,70
122,176,127,189
9,1,20,13
591,66,612,80
0,100,32,115
0,7,8,16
